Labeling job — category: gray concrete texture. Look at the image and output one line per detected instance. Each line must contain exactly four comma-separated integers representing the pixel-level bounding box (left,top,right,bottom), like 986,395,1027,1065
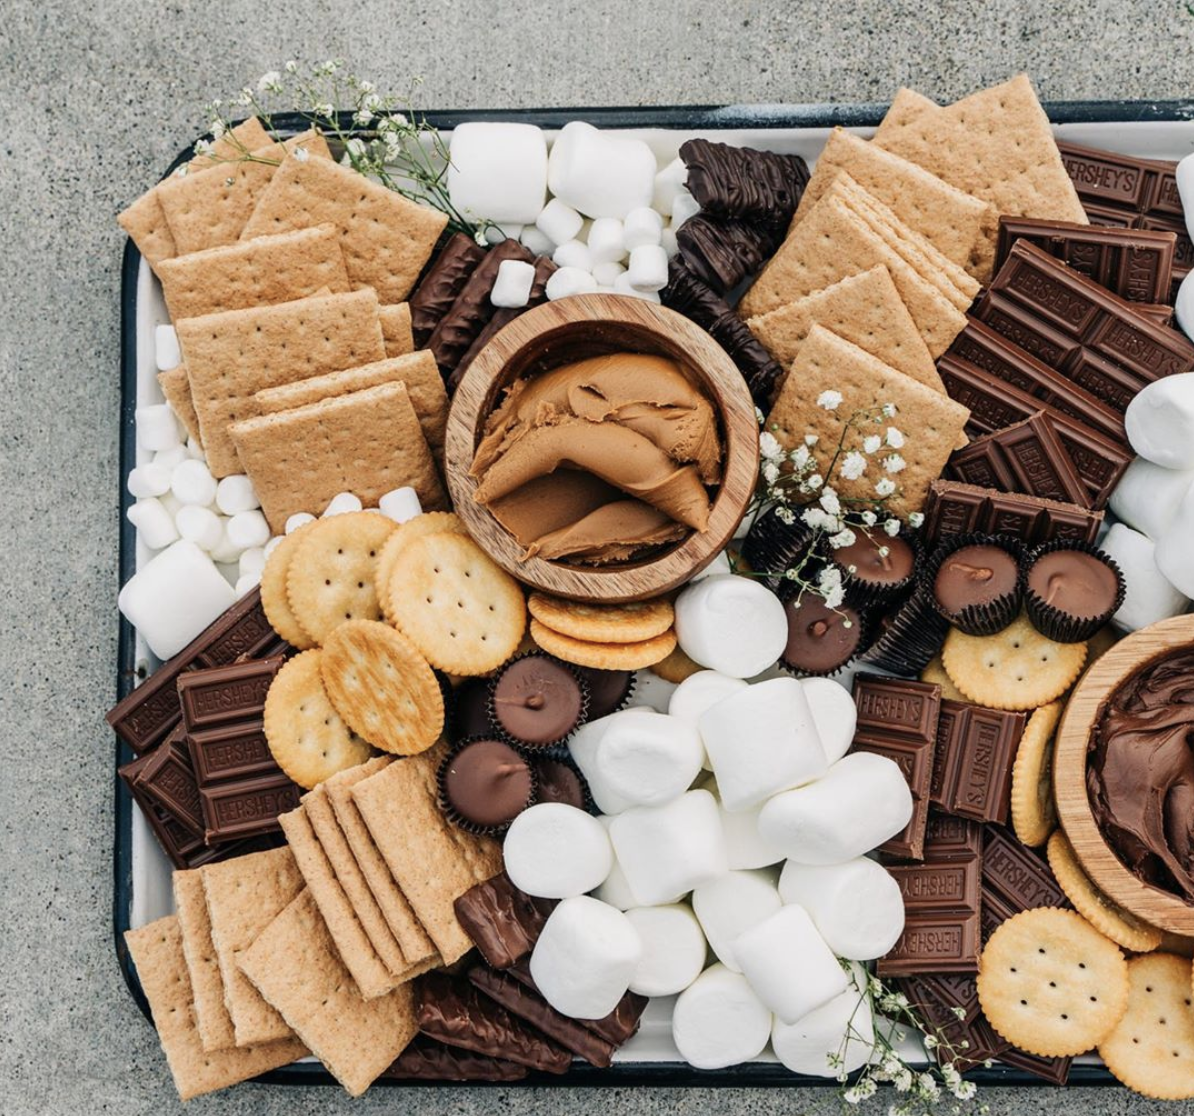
3,0,1194,1112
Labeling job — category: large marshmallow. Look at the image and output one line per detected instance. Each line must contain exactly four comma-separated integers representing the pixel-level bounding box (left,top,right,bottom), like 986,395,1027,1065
379,487,422,523
652,157,689,217
609,790,727,905
675,575,788,678
698,678,828,812
1102,523,1189,631
632,672,677,713
1108,455,1194,541
692,869,783,972
1155,481,1194,598
529,896,642,1019
778,857,905,961
759,752,913,865
118,540,236,660
700,774,786,869
154,324,181,372
570,708,652,814
771,962,874,1077
127,498,179,551
448,122,547,225
547,121,656,219
671,964,772,1070
735,904,849,1024
625,904,707,996
504,803,612,899
587,709,703,812
668,670,748,770
801,677,858,765
490,259,536,309
1125,373,1194,469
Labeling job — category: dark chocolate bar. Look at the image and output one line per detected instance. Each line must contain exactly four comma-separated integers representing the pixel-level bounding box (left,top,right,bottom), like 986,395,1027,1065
897,974,1009,1072
922,480,1103,549
176,657,282,733
198,773,300,844
679,138,809,228
453,872,557,970
980,824,1067,940
930,701,1027,825
996,1045,1072,1085
135,726,205,836
187,719,276,786
407,232,488,347
505,959,647,1047
383,1035,527,1081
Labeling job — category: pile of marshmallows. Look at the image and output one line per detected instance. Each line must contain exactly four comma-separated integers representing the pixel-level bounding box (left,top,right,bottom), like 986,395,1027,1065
502,575,911,1073
448,121,693,306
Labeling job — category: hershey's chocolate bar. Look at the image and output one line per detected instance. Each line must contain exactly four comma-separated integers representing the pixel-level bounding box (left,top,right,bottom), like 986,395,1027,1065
922,480,1103,549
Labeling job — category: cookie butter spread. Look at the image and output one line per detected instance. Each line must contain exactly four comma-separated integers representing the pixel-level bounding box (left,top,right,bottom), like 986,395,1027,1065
471,353,722,563
1087,648,1194,901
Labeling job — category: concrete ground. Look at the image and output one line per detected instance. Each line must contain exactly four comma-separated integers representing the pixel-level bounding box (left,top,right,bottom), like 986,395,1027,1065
3,1,1194,1112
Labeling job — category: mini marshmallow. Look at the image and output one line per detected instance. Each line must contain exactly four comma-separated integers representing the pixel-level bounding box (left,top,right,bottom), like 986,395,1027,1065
1102,523,1189,631
591,261,626,287
585,708,704,812
490,259,536,309
587,217,626,264
226,509,270,551
448,122,548,225
699,678,827,811
214,474,259,516
535,197,584,245
1108,455,1194,541
127,462,171,499
209,526,244,566
155,324,181,372
661,226,679,259
623,206,664,251
379,487,423,524
609,790,727,905
612,272,661,303
692,869,783,972
675,575,788,678
1125,372,1194,469
323,491,363,517
136,404,182,452
670,189,701,229
185,436,204,460
671,964,771,1070
1177,269,1194,342
669,670,747,771
759,751,914,865
153,445,188,472
175,505,224,553
632,672,677,713
519,224,556,256
233,573,258,597
529,895,642,1019
263,535,284,561
545,266,598,301
778,857,905,960
627,244,669,292
736,904,849,1024
771,963,873,1077
170,459,218,507
128,498,179,551
238,547,267,579
624,904,707,996
547,121,655,219
652,157,689,217
1154,479,1194,598
552,239,593,272
504,803,613,899
801,677,858,765
118,540,236,660
285,512,316,534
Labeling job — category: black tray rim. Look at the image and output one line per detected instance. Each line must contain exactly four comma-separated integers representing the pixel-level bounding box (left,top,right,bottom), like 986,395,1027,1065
113,96,1194,1091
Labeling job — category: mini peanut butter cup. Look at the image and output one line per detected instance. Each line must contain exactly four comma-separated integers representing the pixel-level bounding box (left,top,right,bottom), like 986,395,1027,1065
1023,539,1125,644
447,676,495,744
437,736,537,836
530,753,594,812
831,529,918,608
860,587,949,676
573,665,635,720
925,533,1023,636
778,590,868,677
487,652,590,748
740,505,816,591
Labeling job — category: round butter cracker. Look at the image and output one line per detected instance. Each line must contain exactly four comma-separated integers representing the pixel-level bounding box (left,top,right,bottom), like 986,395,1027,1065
1010,699,1063,847
649,643,703,684
259,519,321,650
530,619,677,671
376,512,466,623
527,592,675,645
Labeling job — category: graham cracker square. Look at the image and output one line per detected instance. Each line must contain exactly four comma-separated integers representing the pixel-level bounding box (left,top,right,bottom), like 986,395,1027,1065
173,869,235,1053
873,88,939,141
379,302,415,357
156,364,202,446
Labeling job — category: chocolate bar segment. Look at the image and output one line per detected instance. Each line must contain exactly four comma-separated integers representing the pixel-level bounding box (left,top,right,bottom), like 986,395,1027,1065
675,215,779,294
187,719,276,786
505,958,646,1047
679,138,809,228
453,872,557,970
930,701,1026,825
176,656,282,733
923,480,1103,549
135,726,205,836
981,824,1067,940
897,974,1009,1072
407,232,487,348
383,1035,527,1081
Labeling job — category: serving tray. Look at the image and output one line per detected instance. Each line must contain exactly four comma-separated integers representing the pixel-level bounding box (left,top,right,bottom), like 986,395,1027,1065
113,99,1194,1088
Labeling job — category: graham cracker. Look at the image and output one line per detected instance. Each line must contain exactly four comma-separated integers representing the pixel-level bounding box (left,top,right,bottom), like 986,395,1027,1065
739,188,967,357
157,131,332,257
874,74,1088,225
200,846,304,1046
351,744,502,965
238,890,419,1097
765,324,970,517
253,352,448,458
380,302,415,357
156,364,202,446
795,128,997,279
230,380,447,532
124,915,306,1101
173,869,235,1053
324,758,440,968
746,266,942,395
873,88,938,141
279,805,398,1000
176,288,386,477
156,224,350,321
240,154,447,304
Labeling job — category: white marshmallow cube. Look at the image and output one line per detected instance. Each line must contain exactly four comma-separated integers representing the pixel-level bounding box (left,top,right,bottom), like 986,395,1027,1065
490,259,536,309
1102,523,1189,631
591,261,626,287
759,751,913,865
675,575,788,678
609,790,727,905
587,217,626,264
322,491,362,517
136,404,182,452
692,869,783,972
263,535,284,561
699,678,828,812
735,904,849,1024
153,445,188,472
530,896,642,1019
185,436,204,460
552,239,593,272
519,224,556,256
170,459,218,507
627,244,669,292
379,487,423,524
154,324,181,372
208,524,243,565
128,498,179,551
504,803,612,899
175,505,224,553
1154,479,1194,598
285,512,316,534
771,963,873,1077
118,540,236,660
127,462,171,499
670,189,701,229
669,670,748,770
623,206,664,251
226,510,270,551
801,677,858,766
214,474,259,516
535,197,583,244
448,122,547,225
625,904,707,996
778,857,905,961
234,574,259,597
652,157,689,217
238,547,267,579
1108,456,1194,541
1125,372,1194,469
671,964,772,1070
547,121,655,219
545,266,598,301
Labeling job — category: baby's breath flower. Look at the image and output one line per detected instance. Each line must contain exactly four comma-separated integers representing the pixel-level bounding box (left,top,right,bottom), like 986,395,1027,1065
953,1080,978,1101
293,146,310,162
886,426,906,448
806,474,824,491
817,389,843,411
313,100,336,119
875,477,896,498
882,402,898,417
775,506,795,526
754,406,766,425
358,79,376,94
257,70,282,93
861,510,877,527
840,450,867,480
762,461,780,485
193,138,214,158
952,1006,967,1021
819,488,841,516
790,444,810,470
829,527,857,549
805,433,819,447
884,453,907,474
884,518,901,537
346,137,367,158
759,431,783,463
923,1034,938,1050
863,434,882,454
908,511,925,528
210,118,227,139
354,108,376,127
284,59,298,73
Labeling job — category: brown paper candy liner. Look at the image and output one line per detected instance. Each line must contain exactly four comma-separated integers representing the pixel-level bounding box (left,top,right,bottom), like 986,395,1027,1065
486,652,591,750
777,601,872,679
740,504,817,591
574,665,636,722
529,752,596,814
922,532,1024,637
834,529,922,610
859,587,950,677
1022,538,1125,644
436,735,538,837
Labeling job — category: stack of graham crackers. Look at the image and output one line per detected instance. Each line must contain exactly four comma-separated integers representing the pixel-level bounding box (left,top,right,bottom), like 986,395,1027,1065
743,74,1089,519
125,745,502,1098
119,116,451,532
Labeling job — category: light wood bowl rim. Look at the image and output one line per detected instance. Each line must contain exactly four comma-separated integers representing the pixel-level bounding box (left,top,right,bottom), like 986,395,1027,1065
444,294,759,603
1054,613,1194,934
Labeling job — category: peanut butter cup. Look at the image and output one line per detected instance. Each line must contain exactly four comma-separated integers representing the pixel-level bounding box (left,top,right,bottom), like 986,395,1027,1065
489,653,589,747
1023,539,1124,643
832,531,917,607
926,534,1022,636
438,738,536,835
779,592,865,676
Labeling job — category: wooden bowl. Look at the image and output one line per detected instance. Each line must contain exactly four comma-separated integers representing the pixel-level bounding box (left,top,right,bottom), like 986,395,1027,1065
1054,613,1194,935
444,294,759,603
